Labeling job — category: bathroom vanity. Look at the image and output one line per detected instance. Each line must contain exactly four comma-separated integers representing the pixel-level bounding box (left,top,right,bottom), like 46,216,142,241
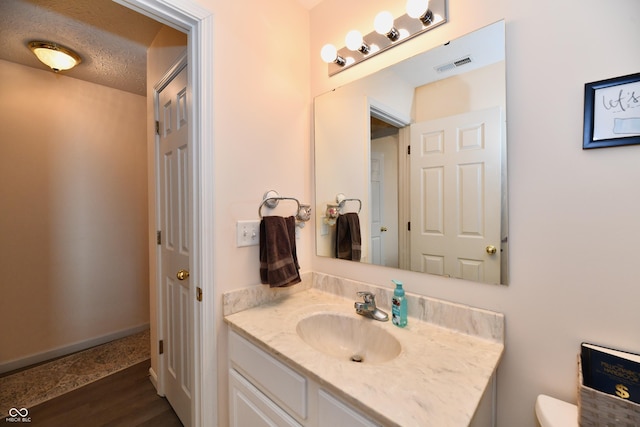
224,273,504,426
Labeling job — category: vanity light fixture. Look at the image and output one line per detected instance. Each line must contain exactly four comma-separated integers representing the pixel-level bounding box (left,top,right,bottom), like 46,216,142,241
28,41,82,72
320,0,447,76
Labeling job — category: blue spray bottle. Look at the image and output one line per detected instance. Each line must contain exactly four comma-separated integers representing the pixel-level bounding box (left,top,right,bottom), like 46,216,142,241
391,280,407,327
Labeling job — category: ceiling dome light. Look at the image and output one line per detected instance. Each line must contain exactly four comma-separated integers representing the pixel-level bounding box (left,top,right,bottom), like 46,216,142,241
28,41,81,72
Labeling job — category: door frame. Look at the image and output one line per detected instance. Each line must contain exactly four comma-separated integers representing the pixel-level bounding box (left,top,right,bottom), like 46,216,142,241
114,1,215,426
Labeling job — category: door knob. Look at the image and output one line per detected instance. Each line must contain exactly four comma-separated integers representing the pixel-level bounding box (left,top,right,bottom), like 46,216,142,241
485,245,497,255
176,269,190,280
380,226,388,232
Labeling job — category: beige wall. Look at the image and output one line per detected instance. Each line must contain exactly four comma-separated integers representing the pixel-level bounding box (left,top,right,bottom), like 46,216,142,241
414,60,505,121
0,59,149,368
189,1,312,425
310,1,640,426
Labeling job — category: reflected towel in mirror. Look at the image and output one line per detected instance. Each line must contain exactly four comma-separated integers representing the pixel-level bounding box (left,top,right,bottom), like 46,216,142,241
335,213,361,261
260,216,301,287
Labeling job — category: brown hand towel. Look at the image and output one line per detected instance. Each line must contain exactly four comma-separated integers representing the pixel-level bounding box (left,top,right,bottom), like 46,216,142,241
259,216,301,288
335,212,361,261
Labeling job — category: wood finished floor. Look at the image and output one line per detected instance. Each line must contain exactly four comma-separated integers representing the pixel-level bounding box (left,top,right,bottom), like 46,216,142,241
26,360,183,427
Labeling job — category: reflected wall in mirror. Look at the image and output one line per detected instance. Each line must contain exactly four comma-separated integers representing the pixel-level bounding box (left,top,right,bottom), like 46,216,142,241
314,21,509,285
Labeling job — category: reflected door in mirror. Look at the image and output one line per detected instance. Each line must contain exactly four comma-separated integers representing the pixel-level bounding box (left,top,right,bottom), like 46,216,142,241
409,107,502,283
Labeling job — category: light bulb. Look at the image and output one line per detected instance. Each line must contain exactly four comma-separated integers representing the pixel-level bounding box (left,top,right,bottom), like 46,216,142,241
320,43,346,66
320,44,338,63
374,11,400,41
374,11,395,35
345,30,370,54
345,30,363,51
407,0,434,25
406,0,430,18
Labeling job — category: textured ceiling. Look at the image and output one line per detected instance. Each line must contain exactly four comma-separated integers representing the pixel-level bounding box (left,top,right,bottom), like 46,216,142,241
0,0,166,95
0,0,320,95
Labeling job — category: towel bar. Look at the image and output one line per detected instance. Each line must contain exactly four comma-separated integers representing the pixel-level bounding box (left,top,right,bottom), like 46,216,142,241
259,190,305,219
336,193,362,214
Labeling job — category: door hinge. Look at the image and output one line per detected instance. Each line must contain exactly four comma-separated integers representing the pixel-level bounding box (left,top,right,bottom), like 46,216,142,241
159,340,164,355
407,145,411,155
155,120,160,135
196,287,203,302
407,221,411,231
156,230,161,245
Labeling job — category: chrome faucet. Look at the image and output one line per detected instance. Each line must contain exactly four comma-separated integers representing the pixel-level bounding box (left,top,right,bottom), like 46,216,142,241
354,291,389,322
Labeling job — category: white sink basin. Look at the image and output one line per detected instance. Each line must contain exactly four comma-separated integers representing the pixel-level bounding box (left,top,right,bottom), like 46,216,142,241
296,312,401,363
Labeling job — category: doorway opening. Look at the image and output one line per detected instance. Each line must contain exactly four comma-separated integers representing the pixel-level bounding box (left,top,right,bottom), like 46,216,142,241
115,1,216,425
370,115,400,268
369,104,410,269
0,0,214,425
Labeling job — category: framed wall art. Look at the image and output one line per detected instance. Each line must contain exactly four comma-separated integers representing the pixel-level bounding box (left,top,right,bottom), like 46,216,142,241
583,72,640,149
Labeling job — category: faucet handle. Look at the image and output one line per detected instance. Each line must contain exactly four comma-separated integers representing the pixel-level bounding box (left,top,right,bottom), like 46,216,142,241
357,291,375,304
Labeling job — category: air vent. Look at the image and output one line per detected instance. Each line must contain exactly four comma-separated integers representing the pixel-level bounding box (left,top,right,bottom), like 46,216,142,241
435,55,473,73
454,57,472,67
435,62,456,73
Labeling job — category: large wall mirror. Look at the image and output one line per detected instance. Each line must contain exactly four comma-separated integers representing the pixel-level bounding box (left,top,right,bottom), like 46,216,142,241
314,21,509,285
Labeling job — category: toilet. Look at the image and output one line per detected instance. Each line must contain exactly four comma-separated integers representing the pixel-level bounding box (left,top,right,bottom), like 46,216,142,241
535,394,578,427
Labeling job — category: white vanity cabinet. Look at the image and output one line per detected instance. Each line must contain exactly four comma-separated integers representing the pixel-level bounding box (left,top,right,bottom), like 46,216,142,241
228,330,380,427
224,282,504,426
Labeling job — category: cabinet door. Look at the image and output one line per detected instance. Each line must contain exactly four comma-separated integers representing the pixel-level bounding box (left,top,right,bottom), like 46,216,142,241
229,369,303,427
229,331,307,419
318,389,381,427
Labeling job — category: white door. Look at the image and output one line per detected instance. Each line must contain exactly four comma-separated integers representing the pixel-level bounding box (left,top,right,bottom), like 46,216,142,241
410,107,502,283
370,152,384,265
157,60,192,426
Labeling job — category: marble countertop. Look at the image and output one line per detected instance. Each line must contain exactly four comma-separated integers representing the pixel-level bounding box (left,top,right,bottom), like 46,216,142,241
224,276,504,427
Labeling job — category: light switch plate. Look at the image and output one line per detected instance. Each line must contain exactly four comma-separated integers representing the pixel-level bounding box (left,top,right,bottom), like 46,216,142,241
320,217,329,236
236,220,260,247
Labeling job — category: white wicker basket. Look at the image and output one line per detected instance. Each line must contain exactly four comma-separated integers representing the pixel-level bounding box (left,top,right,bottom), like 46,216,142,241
578,356,640,426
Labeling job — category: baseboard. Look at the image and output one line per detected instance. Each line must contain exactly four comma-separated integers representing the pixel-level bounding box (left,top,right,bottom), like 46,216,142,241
0,323,150,375
149,366,162,395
